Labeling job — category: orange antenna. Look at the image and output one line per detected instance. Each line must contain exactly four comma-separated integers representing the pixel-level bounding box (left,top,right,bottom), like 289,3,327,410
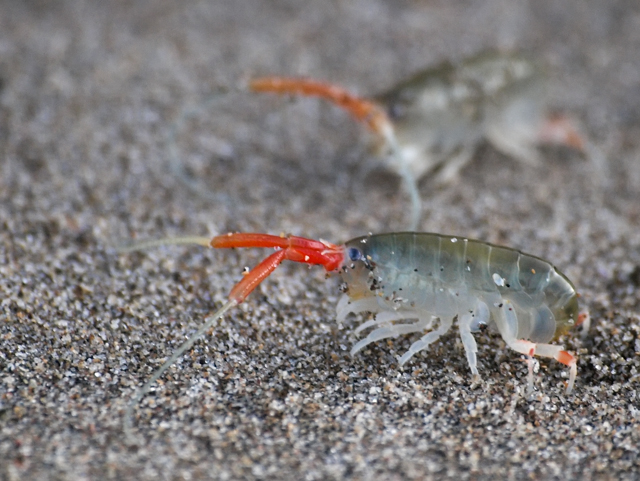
122,232,344,439
250,76,395,142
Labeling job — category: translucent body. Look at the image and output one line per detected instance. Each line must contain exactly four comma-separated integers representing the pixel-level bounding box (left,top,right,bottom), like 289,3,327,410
247,52,586,230
337,232,579,390
121,231,581,434
375,52,548,182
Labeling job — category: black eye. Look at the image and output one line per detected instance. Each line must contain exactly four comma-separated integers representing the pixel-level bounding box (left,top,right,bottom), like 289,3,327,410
348,247,362,262
388,102,405,120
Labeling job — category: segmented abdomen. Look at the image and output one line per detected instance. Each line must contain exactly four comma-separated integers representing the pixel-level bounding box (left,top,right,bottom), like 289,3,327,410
344,232,578,342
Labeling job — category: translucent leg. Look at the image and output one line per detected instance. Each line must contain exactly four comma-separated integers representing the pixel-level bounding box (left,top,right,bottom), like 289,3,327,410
398,317,453,366
458,313,479,377
508,339,578,394
354,309,431,334
351,316,433,355
493,301,576,394
577,310,591,339
485,124,541,165
396,162,422,231
336,295,380,323
431,146,475,185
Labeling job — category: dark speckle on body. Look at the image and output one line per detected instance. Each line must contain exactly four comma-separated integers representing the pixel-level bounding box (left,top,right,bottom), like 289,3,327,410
1,1,639,480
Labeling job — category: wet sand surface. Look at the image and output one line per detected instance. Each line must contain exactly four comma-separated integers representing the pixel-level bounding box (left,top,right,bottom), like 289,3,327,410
1,1,639,479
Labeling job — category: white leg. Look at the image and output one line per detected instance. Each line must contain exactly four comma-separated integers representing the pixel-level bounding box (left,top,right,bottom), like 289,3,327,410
504,339,576,394
493,302,576,393
355,310,435,334
336,295,380,323
351,316,434,355
398,316,454,366
458,313,480,377
485,124,541,165
432,147,475,185
577,310,591,339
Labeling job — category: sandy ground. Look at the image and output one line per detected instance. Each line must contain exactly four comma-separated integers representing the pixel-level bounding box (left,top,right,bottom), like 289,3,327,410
1,1,639,479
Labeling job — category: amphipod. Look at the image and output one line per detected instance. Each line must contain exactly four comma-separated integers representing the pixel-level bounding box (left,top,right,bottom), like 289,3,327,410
338,233,581,394
250,52,586,229
121,232,582,433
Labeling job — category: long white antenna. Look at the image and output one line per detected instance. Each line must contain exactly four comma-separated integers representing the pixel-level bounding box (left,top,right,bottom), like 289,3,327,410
117,236,212,253
124,299,238,441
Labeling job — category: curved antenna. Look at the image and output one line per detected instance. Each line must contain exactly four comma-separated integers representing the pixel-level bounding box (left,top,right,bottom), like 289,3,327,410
167,76,424,231
250,76,422,230
120,232,344,441
397,162,421,231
